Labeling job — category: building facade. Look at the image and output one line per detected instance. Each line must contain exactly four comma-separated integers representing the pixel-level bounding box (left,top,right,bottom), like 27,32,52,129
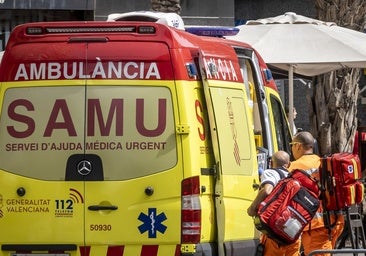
0,0,315,50
0,0,364,127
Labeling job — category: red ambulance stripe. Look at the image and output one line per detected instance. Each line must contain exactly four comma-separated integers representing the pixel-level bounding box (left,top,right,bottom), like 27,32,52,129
107,245,124,256
141,245,158,256
174,245,181,256
79,246,91,256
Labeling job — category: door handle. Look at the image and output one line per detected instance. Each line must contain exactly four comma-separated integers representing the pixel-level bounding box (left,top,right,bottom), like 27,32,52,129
88,205,118,211
252,179,260,191
252,183,260,190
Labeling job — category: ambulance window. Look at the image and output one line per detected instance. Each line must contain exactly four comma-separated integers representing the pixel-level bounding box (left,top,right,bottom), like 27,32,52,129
270,95,292,154
0,86,177,180
238,57,262,145
210,88,253,175
85,86,177,181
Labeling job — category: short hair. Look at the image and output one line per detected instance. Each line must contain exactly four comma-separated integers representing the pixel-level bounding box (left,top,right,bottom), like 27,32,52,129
292,131,314,150
272,150,290,168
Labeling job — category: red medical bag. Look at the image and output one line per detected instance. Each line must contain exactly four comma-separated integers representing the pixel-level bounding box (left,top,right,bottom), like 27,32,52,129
320,153,364,211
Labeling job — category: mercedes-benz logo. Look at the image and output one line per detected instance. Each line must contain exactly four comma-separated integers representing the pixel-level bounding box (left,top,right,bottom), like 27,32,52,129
77,160,92,176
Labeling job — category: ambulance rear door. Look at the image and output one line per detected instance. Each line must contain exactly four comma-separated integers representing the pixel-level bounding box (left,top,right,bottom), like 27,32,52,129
0,22,182,256
0,34,87,255
80,39,181,254
198,51,258,256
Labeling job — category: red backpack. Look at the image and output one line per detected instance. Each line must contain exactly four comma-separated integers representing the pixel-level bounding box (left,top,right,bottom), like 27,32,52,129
254,169,320,245
320,152,364,211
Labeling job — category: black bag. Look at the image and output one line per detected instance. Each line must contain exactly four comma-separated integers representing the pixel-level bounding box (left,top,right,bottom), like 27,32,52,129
255,243,264,256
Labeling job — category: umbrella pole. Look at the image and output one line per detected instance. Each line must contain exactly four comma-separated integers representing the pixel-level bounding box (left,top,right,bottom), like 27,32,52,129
289,65,294,135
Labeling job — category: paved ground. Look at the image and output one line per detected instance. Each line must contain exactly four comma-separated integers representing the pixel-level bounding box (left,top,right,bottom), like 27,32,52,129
308,248,366,256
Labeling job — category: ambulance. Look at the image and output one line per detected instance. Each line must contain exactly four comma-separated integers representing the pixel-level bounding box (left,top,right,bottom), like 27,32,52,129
0,12,292,256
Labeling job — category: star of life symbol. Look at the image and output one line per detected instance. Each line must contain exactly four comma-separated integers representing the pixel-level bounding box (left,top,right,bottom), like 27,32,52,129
138,208,167,238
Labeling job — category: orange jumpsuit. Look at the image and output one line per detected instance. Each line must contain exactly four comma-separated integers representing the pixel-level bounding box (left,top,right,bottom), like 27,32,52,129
288,154,345,256
261,234,301,256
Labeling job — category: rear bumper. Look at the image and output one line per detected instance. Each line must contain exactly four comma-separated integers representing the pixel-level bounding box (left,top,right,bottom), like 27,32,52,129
181,239,258,256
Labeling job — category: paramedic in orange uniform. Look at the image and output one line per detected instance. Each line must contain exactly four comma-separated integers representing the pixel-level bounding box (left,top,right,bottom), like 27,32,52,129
288,131,344,256
247,150,301,256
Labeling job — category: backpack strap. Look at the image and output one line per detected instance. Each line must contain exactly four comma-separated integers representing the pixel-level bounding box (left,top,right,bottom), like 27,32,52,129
270,167,287,179
320,156,337,237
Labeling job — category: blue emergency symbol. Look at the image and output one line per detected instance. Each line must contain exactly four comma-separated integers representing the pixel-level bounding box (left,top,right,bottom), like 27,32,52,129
138,208,167,238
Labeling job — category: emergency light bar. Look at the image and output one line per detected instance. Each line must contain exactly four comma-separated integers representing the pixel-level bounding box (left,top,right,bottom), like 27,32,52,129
106,11,240,38
263,68,274,82
185,26,239,37
45,27,136,33
26,26,156,35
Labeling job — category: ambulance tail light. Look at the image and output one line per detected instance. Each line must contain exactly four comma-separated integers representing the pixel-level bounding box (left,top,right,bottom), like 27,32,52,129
181,176,201,243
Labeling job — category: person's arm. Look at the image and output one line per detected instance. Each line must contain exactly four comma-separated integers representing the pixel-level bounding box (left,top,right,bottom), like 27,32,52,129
247,183,274,216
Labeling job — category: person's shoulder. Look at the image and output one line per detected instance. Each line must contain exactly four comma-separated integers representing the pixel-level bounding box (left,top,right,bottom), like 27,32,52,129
299,154,320,161
263,168,281,174
305,154,321,162
264,167,288,178
261,168,286,187
289,154,320,171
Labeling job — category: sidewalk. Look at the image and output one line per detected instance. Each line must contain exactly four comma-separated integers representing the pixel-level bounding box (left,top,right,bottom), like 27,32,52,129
309,248,366,256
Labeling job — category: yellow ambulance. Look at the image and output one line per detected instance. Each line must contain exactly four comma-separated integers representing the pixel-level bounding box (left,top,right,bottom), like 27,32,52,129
0,12,291,256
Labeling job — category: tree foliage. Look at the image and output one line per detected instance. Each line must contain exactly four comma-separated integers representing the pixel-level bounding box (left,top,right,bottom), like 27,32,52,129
150,0,181,14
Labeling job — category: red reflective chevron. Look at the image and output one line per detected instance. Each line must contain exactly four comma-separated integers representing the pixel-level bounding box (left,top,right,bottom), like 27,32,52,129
79,246,91,256
107,246,124,256
141,245,159,256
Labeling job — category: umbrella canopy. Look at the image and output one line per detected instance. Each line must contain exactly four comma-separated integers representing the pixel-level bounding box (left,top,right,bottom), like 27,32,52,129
227,12,366,130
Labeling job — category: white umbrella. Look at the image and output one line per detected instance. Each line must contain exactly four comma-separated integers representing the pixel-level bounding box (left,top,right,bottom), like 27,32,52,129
227,12,366,130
